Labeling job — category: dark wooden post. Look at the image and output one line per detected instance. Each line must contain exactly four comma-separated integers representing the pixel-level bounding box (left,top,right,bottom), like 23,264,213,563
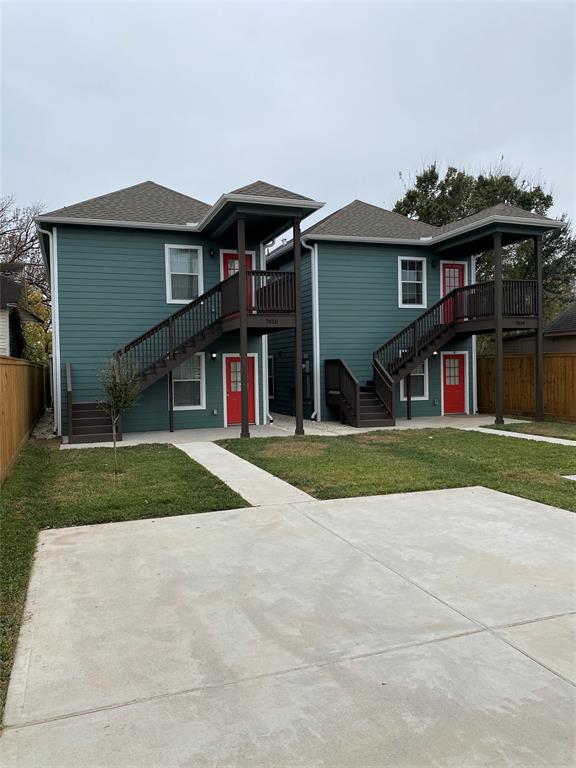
293,217,304,435
406,374,412,420
237,216,250,438
534,234,544,421
493,232,504,425
168,370,174,432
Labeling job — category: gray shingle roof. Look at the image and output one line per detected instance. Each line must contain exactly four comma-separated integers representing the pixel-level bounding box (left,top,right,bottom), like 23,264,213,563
304,200,438,239
41,181,211,226
229,181,314,201
545,303,576,335
435,203,559,234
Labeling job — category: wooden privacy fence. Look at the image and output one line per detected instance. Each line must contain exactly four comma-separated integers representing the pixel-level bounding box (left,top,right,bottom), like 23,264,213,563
477,353,576,421
0,356,46,482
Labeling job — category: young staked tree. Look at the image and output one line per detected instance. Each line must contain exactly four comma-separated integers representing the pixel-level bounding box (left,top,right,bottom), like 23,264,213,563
98,357,141,475
393,163,576,322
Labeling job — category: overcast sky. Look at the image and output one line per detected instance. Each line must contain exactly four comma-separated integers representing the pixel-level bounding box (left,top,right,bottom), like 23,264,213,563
2,0,574,228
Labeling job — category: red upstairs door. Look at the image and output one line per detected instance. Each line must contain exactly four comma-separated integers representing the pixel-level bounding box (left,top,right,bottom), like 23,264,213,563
225,356,256,425
442,263,466,323
443,354,466,414
222,252,253,313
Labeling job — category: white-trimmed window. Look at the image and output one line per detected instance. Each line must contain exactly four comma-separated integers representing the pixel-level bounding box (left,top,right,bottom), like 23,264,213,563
171,354,205,410
398,256,426,308
400,360,429,401
165,245,203,303
268,355,275,400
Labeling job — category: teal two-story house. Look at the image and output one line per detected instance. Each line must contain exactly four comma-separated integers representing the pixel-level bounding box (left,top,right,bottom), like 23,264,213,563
267,199,562,427
36,181,322,442
36,181,561,441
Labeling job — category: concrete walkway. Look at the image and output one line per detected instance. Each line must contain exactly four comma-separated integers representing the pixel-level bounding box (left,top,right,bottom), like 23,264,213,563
177,442,313,506
3,487,575,767
468,426,576,447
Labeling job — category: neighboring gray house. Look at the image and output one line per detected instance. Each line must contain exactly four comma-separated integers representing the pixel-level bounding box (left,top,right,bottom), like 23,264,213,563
502,303,576,354
0,264,40,358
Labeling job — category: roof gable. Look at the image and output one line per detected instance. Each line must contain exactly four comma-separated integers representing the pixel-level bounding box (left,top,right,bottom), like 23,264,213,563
41,181,211,226
229,180,314,201
304,200,438,239
436,203,560,234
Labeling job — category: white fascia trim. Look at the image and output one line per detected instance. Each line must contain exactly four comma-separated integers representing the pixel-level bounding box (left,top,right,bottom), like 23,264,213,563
399,359,429,401
268,214,565,261
197,193,324,231
164,244,204,304
398,255,427,309
35,216,204,232
221,352,260,428
440,351,470,416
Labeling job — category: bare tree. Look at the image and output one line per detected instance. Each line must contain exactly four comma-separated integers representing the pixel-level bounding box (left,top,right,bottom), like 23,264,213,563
0,195,49,309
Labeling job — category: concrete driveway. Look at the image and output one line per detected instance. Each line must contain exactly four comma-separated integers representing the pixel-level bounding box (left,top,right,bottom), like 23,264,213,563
3,487,575,767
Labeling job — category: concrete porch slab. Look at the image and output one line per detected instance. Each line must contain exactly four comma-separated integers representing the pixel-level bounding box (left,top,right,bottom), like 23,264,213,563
3,632,573,768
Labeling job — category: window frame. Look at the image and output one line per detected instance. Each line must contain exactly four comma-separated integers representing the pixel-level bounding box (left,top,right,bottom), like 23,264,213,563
268,354,275,400
398,255,427,309
170,352,206,411
165,244,204,305
399,358,429,401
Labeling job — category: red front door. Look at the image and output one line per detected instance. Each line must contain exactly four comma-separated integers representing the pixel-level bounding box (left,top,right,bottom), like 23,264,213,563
442,263,466,322
443,354,466,414
226,356,256,425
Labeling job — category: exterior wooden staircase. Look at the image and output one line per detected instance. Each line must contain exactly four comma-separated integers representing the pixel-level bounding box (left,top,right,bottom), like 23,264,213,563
326,279,538,428
66,270,295,443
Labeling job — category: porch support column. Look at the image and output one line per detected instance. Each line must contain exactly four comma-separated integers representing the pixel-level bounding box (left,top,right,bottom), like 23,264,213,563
493,232,504,425
293,217,304,435
406,374,412,420
168,370,174,432
534,234,544,421
237,216,250,438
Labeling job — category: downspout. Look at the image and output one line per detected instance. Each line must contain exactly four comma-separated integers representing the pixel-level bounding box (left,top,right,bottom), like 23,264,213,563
302,237,321,421
261,240,275,423
37,225,61,435
471,255,478,414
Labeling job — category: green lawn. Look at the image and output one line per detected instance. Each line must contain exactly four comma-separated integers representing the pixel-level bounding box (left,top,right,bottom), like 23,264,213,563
482,420,576,441
0,441,247,718
219,428,576,508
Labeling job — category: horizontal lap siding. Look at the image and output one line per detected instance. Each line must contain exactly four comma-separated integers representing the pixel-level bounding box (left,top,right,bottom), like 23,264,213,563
267,254,313,417
318,242,474,418
57,225,264,432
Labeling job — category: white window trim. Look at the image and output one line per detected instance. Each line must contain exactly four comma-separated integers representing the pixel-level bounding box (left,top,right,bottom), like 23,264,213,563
221,352,260,427
440,260,468,297
399,359,429,401
398,255,427,309
165,244,204,304
440,350,470,415
268,354,275,400
169,353,206,411
219,249,257,281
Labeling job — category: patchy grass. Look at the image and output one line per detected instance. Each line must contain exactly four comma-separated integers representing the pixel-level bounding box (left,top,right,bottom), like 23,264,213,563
0,441,246,720
219,428,576,509
482,420,576,441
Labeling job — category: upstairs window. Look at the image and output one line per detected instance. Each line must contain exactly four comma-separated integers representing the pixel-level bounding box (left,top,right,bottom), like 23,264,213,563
398,257,426,308
171,354,205,409
165,245,203,303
